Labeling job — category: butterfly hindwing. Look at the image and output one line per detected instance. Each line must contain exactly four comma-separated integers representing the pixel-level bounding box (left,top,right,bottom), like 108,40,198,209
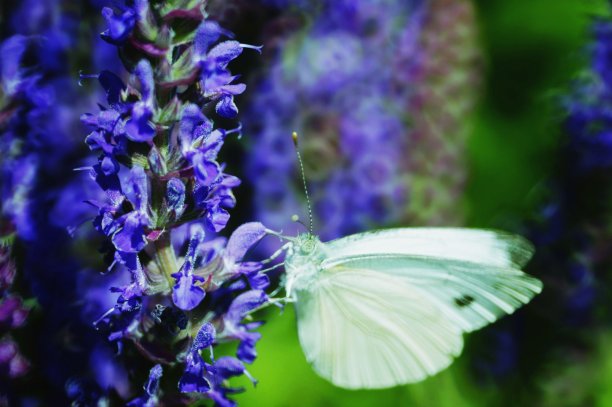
321,254,543,333
295,267,464,389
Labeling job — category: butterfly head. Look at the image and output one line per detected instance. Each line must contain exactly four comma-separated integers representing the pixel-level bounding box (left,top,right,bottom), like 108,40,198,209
287,233,326,266
295,233,319,255
284,233,326,295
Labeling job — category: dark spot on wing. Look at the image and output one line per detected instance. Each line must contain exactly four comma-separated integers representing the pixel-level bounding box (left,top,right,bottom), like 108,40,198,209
454,295,475,308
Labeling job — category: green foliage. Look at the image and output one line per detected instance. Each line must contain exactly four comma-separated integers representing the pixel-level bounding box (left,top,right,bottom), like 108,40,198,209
467,0,607,226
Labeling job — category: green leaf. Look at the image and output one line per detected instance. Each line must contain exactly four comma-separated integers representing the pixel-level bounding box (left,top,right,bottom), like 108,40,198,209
155,96,184,125
136,1,159,42
131,153,149,169
158,0,203,18
166,47,198,85
170,18,201,46
0,233,15,248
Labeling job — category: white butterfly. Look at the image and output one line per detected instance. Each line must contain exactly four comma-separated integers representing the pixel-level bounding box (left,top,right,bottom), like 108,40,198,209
277,228,542,389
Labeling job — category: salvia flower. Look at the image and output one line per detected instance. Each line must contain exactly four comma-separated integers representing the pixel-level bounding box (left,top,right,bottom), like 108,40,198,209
81,1,272,405
222,290,268,363
171,224,207,311
101,5,137,45
127,364,163,407
179,322,216,393
179,308,261,406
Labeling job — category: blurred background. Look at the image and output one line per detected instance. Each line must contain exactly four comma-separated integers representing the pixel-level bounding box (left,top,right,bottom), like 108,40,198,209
231,0,612,406
2,0,612,406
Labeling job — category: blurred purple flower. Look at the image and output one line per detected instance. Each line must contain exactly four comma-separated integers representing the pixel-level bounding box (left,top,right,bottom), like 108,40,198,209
128,364,163,407
247,2,421,240
101,5,137,45
0,339,29,379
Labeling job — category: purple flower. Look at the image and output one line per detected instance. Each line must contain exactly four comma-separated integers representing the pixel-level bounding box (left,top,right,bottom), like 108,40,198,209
223,290,268,363
127,364,163,407
93,289,142,344
101,6,137,45
166,178,186,217
179,322,257,406
90,165,151,256
225,222,267,262
98,70,126,106
0,35,29,96
0,296,29,331
215,356,256,384
0,245,29,381
0,339,29,378
125,102,155,142
111,211,149,253
179,104,229,182
172,225,206,310
193,21,234,55
194,23,261,118
89,161,124,207
125,60,156,142
195,174,241,232
179,323,215,393
179,352,212,394
224,222,269,289
193,222,268,289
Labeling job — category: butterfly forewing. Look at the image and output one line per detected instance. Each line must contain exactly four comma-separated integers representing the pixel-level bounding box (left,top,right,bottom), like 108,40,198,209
295,267,464,389
324,228,535,269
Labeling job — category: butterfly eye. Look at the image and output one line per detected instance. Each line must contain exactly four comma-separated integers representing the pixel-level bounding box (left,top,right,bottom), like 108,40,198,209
302,240,315,253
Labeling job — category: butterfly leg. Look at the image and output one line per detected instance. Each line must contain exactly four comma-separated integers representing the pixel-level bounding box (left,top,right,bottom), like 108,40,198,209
265,228,297,243
261,242,291,265
243,295,294,318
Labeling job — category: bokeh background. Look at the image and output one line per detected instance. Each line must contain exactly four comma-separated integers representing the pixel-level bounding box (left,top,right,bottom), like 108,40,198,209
2,0,612,406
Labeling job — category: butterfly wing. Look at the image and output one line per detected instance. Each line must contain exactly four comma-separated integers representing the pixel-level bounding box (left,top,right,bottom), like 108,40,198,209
321,254,543,333
324,228,534,269
295,266,464,389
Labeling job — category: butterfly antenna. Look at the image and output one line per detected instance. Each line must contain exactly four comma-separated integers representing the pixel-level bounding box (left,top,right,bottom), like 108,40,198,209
292,132,314,234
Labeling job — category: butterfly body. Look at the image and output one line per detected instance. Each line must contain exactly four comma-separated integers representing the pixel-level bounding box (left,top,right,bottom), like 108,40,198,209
281,227,543,390
284,233,327,297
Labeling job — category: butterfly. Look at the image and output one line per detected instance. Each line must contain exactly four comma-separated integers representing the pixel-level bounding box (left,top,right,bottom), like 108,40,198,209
280,228,541,389
271,133,543,389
